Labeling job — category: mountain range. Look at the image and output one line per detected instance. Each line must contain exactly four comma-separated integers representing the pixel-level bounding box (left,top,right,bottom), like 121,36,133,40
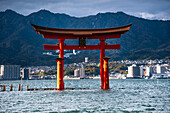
0,9,169,66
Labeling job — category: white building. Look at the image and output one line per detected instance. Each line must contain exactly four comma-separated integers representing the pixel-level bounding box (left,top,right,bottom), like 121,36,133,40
127,64,140,78
74,68,80,77
140,65,144,77
85,57,88,63
146,66,154,77
20,68,29,80
74,64,85,78
0,65,20,80
157,64,166,73
80,64,85,78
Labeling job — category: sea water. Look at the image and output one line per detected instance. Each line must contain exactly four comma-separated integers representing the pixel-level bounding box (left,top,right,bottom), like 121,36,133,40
0,79,169,112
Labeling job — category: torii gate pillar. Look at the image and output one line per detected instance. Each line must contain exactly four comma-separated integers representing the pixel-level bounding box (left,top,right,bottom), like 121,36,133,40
56,58,64,90
56,39,65,90
103,57,110,90
100,39,105,89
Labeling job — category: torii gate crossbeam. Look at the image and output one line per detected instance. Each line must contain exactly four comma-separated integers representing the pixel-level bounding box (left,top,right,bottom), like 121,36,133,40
43,44,120,50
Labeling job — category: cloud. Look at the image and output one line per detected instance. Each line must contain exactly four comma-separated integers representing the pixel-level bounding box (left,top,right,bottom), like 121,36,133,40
0,0,170,20
138,12,156,19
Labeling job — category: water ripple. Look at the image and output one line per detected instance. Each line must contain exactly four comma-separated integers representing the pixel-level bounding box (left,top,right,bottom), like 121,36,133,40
0,79,169,112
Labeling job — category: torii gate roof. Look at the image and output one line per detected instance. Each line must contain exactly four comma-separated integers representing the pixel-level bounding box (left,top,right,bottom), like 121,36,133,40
31,23,132,39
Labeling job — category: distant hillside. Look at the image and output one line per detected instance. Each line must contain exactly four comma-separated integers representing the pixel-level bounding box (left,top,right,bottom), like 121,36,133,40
0,9,169,66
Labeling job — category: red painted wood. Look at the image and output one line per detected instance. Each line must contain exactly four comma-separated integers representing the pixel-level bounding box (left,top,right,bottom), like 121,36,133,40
56,58,64,90
103,57,110,90
42,32,121,39
57,39,65,90
100,39,105,89
31,23,132,90
43,44,120,50
44,45,59,50
105,44,120,49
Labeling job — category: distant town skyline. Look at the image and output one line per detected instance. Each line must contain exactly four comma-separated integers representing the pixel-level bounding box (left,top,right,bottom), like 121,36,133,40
0,0,170,20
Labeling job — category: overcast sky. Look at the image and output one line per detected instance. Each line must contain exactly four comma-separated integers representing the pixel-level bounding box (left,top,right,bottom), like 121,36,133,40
0,0,170,20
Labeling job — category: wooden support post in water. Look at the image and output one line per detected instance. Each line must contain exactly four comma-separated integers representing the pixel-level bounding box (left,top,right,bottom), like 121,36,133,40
2,85,6,91
21,84,23,91
10,84,13,91
18,84,21,91
157,79,159,89
21,77,23,91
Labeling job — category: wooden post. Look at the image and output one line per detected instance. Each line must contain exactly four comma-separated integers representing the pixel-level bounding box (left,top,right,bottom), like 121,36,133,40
56,58,64,90
18,84,21,91
56,39,65,90
10,84,13,91
21,77,23,91
103,57,110,90
21,84,23,91
100,39,105,89
59,39,65,58
2,85,6,91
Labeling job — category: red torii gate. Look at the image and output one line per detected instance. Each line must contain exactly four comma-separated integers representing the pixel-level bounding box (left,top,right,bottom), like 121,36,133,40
31,23,132,90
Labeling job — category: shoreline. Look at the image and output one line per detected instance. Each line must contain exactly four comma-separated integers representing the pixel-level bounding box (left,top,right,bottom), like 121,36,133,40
0,77,169,81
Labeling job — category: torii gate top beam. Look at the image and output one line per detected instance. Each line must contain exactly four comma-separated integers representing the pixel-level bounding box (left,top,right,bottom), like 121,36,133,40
31,24,132,39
